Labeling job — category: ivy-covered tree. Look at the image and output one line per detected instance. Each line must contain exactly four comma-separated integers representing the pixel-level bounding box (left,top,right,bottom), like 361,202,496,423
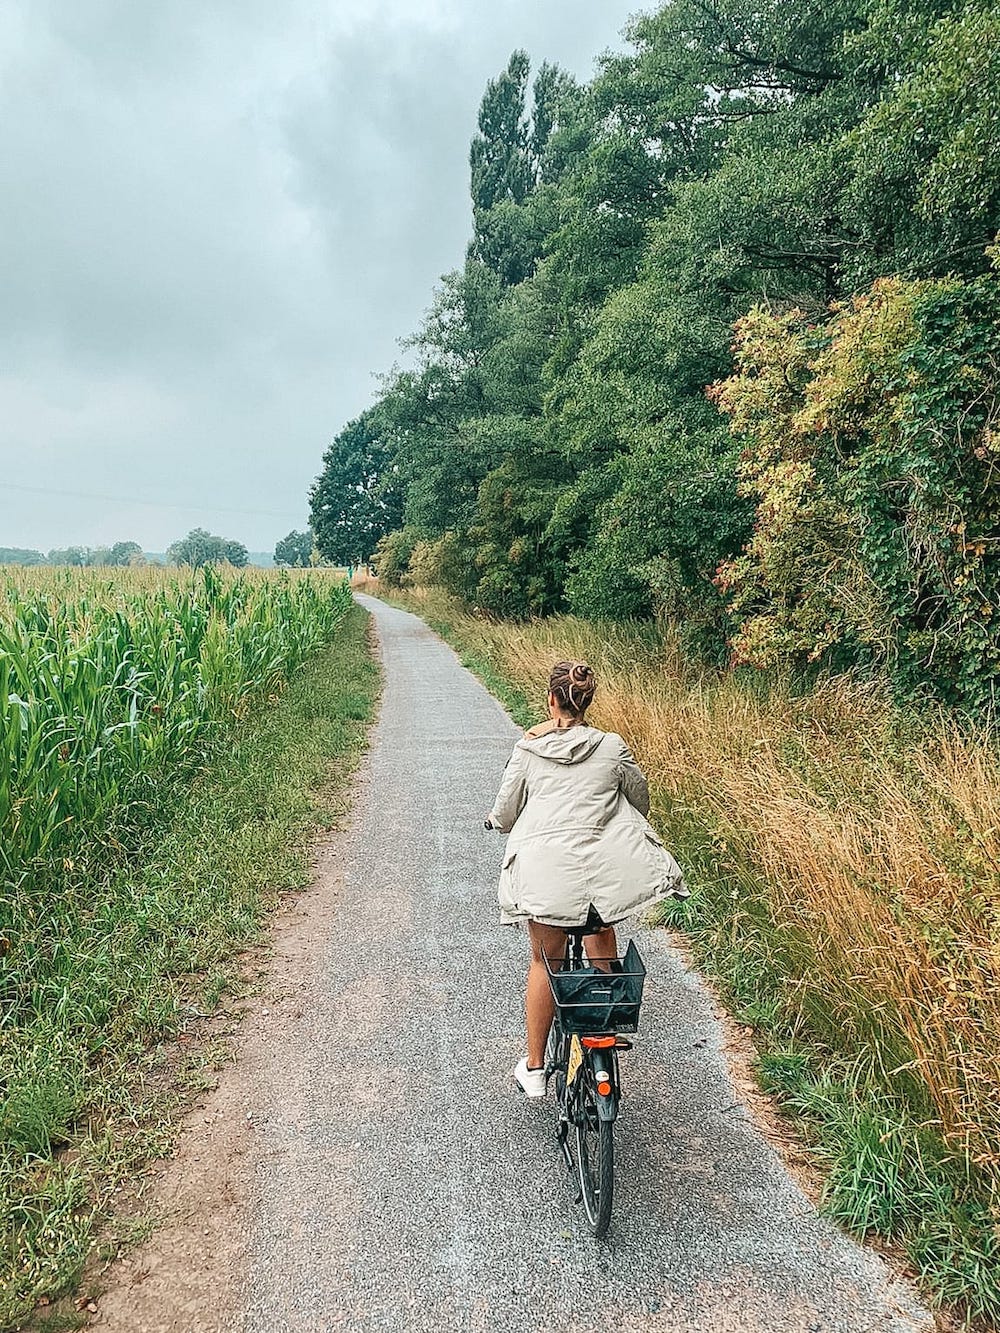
713,270,1000,709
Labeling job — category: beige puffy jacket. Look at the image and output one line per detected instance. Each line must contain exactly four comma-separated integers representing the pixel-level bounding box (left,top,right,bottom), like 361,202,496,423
488,722,687,927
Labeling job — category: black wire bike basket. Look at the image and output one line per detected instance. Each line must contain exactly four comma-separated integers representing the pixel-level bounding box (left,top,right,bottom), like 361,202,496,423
543,939,647,1034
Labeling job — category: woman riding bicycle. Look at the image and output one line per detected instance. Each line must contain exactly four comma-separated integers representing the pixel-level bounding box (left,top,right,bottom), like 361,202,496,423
487,660,687,1098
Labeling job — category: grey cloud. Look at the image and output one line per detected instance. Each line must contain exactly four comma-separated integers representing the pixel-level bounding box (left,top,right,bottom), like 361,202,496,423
1,1,636,552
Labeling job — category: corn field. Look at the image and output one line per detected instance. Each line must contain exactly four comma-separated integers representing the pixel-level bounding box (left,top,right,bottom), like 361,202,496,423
0,565,351,887
0,565,358,1324
2,563,353,1040
1,564,353,1027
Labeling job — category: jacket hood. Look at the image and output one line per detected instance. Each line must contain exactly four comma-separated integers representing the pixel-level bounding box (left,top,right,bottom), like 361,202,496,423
518,724,605,765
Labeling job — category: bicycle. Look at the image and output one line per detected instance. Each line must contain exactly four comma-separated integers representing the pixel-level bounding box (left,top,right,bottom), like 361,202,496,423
542,925,646,1239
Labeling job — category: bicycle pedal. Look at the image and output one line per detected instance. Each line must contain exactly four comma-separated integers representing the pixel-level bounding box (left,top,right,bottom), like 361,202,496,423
614,1038,633,1050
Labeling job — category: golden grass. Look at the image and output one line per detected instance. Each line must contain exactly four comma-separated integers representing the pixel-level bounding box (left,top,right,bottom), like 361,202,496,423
401,587,1000,1190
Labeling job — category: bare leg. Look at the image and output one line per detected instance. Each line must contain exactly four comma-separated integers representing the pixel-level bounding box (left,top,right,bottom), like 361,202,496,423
584,926,617,971
525,921,567,1069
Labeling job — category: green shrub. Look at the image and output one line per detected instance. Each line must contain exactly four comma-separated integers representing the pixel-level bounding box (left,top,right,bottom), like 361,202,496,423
371,527,419,587
714,267,1000,713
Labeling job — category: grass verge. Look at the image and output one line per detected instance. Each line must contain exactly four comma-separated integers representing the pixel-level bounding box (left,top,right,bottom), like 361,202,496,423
1,603,378,1332
384,584,1000,1331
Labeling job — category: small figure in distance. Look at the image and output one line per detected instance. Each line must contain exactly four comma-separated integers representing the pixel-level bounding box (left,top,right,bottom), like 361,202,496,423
485,660,687,1098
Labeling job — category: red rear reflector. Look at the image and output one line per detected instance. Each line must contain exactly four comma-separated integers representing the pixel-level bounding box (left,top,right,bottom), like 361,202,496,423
597,1081,612,1096
582,1036,615,1048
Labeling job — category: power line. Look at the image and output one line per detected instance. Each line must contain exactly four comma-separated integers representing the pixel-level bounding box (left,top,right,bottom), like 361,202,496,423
0,480,304,522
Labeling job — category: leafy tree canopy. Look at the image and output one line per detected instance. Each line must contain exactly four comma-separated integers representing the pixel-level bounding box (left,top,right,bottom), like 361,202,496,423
109,541,145,566
309,410,404,564
311,0,1000,708
274,529,314,567
167,528,248,568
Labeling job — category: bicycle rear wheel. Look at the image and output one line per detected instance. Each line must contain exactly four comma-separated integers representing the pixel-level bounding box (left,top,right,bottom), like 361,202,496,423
575,1081,614,1238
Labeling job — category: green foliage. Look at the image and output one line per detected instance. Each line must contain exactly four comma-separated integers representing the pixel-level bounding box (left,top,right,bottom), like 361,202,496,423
310,408,404,564
0,594,375,1327
470,50,533,215
714,273,1000,710
567,424,747,658
371,526,419,588
406,532,475,598
315,0,1000,699
166,528,248,568
108,541,144,567
846,2,1000,283
274,529,314,567
469,53,579,286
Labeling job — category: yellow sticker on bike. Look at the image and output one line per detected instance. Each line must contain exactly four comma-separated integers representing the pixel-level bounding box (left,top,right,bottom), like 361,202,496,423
566,1034,583,1087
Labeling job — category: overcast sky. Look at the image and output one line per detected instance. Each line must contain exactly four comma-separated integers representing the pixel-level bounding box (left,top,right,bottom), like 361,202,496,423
0,1,638,555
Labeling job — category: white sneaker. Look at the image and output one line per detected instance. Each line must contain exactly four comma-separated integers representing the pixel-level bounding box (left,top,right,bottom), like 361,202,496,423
513,1057,547,1099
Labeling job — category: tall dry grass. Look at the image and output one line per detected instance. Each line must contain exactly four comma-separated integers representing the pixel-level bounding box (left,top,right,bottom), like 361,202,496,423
402,588,1000,1197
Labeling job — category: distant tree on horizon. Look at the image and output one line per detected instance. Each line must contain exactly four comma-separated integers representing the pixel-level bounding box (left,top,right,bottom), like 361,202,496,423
274,529,314,567
0,547,45,566
47,547,88,565
167,528,249,569
109,541,145,566
45,541,146,566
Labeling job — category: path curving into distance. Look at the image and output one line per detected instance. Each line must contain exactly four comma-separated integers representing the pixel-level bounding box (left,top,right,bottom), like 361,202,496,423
238,595,931,1333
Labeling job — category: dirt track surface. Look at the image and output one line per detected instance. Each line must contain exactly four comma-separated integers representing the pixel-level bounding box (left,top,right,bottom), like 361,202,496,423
93,596,934,1333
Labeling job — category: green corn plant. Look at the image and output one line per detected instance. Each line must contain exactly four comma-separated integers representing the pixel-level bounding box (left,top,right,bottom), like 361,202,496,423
0,566,353,1009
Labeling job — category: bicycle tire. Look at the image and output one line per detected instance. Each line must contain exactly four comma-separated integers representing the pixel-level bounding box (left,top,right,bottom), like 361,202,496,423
575,1081,614,1238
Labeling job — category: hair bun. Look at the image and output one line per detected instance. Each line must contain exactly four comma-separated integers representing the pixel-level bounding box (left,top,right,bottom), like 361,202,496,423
549,659,597,718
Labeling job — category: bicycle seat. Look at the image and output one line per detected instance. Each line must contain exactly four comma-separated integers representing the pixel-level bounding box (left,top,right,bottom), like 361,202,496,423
561,906,615,935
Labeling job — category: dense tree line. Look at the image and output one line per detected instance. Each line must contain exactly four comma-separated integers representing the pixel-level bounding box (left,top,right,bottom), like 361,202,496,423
0,542,146,567
311,0,1000,708
0,533,256,569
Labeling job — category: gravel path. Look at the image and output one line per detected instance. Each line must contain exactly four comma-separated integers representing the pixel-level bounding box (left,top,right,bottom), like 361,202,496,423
238,596,933,1333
